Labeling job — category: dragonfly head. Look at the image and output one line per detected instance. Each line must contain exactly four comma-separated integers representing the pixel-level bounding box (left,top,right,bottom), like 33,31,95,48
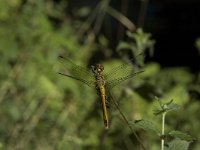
91,64,104,74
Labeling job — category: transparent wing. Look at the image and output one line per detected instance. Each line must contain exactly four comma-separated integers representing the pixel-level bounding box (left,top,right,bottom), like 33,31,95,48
104,59,134,79
105,59,140,81
106,70,144,88
57,56,95,87
104,59,144,88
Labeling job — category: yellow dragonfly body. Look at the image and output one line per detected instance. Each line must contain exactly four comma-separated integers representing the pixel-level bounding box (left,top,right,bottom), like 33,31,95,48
92,64,109,129
58,56,143,130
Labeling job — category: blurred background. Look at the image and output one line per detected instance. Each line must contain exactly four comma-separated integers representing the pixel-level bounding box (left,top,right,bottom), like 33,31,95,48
0,0,199,150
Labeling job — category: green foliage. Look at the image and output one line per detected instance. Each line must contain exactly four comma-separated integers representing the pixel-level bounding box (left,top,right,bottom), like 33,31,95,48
133,119,160,134
117,28,155,66
153,99,180,116
133,97,195,150
168,130,194,141
166,139,190,150
0,0,199,150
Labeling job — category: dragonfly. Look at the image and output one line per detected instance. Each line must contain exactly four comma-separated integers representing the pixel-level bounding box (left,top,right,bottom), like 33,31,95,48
58,56,144,130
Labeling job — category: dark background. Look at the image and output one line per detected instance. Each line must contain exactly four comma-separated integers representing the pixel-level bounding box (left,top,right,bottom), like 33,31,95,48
148,0,200,72
68,0,200,72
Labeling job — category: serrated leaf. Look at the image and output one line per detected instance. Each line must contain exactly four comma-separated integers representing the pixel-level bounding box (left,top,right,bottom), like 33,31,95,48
133,119,160,134
153,99,180,115
166,139,190,150
166,103,180,111
168,130,194,141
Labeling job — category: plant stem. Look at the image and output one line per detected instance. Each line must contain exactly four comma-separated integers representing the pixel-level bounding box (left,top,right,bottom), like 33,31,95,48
107,89,146,150
161,112,166,150
106,6,135,31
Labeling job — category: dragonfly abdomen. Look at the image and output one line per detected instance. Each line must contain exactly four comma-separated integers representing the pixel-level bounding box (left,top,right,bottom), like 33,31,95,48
99,86,109,130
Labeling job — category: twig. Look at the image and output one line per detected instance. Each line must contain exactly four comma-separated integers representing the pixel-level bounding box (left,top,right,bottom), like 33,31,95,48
107,89,146,150
106,6,135,31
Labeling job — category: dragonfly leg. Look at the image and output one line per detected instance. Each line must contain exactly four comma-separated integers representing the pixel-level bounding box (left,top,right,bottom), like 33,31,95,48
96,89,100,96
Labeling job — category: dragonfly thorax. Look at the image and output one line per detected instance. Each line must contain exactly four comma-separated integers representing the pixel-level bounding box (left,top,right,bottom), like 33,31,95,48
91,64,104,74
91,64,106,87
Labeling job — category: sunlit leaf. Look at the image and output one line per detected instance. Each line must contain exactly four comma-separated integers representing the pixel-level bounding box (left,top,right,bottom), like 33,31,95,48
165,139,190,150
153,99,180,115
132,119,160,134
168,130,194,141
117,42,133,51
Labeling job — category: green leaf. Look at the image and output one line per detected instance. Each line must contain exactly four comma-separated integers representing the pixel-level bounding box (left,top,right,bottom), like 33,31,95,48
166,139,190,150
168,130,194,141
133,119,160,134
153,108,165,116
165,103,181,112
116,42,133,51
126,28,155,55
153,99,180,115
76,7,91,17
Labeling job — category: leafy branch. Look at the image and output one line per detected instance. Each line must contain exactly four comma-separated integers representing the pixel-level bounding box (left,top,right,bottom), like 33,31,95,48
131,97,195,150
